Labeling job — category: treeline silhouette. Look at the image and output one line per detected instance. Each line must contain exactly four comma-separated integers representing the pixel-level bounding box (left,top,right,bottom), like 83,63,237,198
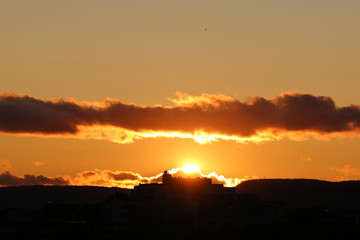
0,179,360,240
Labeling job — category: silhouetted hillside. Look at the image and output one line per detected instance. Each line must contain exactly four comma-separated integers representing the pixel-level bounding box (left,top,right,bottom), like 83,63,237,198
0,185,130,209
237,179,360,210
1,181,360,239
2,180,360,210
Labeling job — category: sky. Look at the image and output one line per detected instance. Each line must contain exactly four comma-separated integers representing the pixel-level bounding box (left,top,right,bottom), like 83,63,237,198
1,0,360,187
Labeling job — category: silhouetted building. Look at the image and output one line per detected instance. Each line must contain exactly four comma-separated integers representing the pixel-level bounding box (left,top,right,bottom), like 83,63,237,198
130,170,253,238
132,170,236,203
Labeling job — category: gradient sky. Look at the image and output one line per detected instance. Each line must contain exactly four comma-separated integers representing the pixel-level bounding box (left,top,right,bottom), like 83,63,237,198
1,0,360,186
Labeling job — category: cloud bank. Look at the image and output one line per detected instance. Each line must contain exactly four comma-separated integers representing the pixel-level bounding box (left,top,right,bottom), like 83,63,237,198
0,168,249,188
0,171,69,186
1,92,360,143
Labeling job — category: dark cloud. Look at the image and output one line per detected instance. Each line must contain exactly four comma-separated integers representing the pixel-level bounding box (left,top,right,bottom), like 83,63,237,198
0,94,94,134
107,171,162,183
1,92,360,139
81,171,96,178
0,171,70,186
72,169,164,187
108,172,139,181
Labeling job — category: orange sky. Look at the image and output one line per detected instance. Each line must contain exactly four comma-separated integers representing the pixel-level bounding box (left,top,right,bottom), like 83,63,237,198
1,0,360,186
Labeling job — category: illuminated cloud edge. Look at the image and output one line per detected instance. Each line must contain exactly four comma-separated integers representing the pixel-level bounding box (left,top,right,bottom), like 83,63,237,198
0,168,250,188
1,92,360,144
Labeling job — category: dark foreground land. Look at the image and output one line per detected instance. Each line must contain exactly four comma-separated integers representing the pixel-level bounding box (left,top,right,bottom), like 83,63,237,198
1,179,360,240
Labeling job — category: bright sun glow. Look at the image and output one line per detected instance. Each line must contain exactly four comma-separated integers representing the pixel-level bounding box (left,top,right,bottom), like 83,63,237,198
183,164,200,173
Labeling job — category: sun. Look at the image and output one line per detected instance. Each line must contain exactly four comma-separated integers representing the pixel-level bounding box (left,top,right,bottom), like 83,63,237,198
183,164,200,173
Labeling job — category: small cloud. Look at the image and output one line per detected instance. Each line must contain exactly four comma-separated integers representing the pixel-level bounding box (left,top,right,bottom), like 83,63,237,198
81,171,96,178
330,165,360,176
335,175,348,181
1,159,11,170
108,172,139,181
300,156,312,162
34,161,44,167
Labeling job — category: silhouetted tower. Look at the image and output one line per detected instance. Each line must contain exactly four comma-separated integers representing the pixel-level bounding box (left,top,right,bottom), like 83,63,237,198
162,170,172,185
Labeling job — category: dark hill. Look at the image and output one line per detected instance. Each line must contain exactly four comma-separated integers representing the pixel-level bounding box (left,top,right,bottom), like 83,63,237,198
236,179,360,210
2,180,360,211
0,185,130,209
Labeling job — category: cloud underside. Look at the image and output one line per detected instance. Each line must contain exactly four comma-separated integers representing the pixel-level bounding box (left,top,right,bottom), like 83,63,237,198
1,92,360,144
0,169,248,188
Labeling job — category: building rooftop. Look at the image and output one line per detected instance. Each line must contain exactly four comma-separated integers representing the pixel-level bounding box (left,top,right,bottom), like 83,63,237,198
162,170,212,186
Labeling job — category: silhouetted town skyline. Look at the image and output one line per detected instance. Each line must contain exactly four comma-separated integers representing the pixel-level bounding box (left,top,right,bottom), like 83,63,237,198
1,171,360,239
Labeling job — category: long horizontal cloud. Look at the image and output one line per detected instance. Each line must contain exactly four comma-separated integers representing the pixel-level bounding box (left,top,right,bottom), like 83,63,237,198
1,92,360,143
0,171,70,186
0,168,250,188
73,169,163,188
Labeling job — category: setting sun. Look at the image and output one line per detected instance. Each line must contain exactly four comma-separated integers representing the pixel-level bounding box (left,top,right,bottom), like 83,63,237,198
183,164,200,173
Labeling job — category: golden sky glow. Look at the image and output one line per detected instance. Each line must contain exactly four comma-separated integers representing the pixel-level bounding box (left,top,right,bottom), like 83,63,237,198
182,164,200,173
1,0,360,186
